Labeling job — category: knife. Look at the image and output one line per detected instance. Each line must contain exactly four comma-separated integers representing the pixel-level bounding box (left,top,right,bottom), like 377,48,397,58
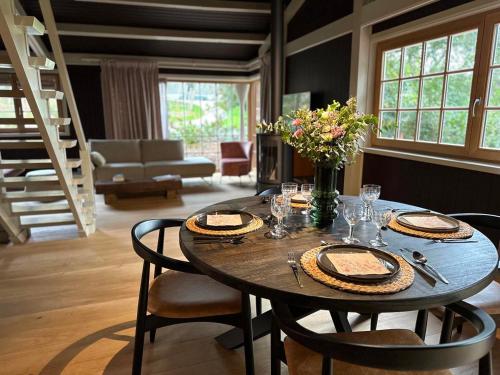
398,249,437,282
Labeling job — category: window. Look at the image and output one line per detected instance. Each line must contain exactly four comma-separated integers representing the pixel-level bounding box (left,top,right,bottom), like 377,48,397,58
0,73,65,135
160,80,250,167
372,10,500,162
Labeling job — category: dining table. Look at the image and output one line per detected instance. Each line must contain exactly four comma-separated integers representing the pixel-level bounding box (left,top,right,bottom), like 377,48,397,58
179,195,499,371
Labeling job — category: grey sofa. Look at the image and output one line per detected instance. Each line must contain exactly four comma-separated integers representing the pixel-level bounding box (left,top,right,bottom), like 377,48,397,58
89,139,216,181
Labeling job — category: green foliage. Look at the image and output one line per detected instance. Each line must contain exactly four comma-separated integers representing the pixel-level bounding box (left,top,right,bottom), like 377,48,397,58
258,98,377,167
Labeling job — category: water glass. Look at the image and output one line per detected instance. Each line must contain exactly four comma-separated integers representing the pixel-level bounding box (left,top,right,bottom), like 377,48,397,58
281,182,298,199
300,183,314,215
370,208,392,247
343,202,363,244
360,184,381,221
270,194,289,239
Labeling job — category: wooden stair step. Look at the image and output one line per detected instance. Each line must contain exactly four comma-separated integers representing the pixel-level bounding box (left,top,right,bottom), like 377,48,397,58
40,90,64,100
11,202,71,216
0,140,44,149
14,16,45,35
2,190,66,202
0,175,59,188
66,159,82,168
28,56,55,70
59,139,77,149
0,159,52,169
20,213,76,228
49,118,71,126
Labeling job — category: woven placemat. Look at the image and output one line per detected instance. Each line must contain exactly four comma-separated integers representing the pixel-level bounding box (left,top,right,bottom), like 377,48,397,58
186,215,264,236
388,216,473,239
291,201,308,208
300,247,414,294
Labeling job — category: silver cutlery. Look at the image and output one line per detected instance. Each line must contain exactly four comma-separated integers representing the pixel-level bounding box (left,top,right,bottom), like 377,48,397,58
287,251,304,288
194,235,245,241
431,239,478,243
410,250,449,284
399,249,437,282
321,240,334,247
391,209,431,214
194,238,244,244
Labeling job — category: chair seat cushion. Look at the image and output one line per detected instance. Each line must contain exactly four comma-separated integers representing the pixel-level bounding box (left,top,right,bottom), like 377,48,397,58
284,329,452,375
147,270,241,318
464,281,500,315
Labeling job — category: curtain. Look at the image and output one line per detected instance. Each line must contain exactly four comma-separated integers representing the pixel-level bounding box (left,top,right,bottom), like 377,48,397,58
259,52,272,123
101,60,162,139
159,81,169,139
234,83,249,141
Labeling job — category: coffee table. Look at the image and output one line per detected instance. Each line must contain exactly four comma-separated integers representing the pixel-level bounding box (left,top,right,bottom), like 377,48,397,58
95,175,182,204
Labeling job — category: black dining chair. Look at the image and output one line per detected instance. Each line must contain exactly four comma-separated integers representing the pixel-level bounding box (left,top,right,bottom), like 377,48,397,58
271,300,497,375
431,213,500,332
253,186,282,315
131,219,254,375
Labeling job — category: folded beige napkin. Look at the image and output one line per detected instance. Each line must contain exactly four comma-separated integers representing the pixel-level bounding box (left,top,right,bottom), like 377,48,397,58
292,193,307,203
206,214,243,227
326,252,390,276
402,215,455,229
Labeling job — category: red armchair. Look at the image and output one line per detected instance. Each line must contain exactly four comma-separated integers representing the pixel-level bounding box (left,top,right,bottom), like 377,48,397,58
220,141,253,177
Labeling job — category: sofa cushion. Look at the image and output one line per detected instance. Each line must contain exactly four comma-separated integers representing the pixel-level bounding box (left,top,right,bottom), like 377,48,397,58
144,157,215,178
141,139,184,162
94,162,144,181
90,139,141,163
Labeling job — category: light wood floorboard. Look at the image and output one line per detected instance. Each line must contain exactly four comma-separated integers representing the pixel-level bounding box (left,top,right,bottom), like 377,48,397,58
0,177,498,374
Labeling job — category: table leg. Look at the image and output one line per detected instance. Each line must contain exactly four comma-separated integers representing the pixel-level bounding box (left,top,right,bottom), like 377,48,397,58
271,314,282,375
216,310,274,349
104,193,117,204
440,307,455,344
329,310,352,332
415,309,428,340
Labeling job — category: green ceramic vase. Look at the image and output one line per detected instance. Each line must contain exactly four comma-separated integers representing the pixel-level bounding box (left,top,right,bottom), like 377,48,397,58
310,163,339,227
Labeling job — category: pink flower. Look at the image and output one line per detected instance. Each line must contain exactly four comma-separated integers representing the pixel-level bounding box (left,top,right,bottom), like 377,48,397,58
292,118,303,126
293,128,304,138
331,126,345,139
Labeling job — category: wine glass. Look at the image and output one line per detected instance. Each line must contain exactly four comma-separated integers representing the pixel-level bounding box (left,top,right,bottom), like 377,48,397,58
343,202,363,244
300,183,314,215
270,194,288,239
360,184,381,221
281,182,298,224
370,208,392,247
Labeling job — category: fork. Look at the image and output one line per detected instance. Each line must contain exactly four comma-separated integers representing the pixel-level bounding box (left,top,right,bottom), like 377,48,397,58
431,239,478,243
287,252,304,288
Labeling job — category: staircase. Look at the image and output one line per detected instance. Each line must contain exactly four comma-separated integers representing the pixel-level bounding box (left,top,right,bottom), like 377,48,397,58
0,0,95,243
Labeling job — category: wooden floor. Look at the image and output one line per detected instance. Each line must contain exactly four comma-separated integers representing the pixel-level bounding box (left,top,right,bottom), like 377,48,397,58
0,176,498,375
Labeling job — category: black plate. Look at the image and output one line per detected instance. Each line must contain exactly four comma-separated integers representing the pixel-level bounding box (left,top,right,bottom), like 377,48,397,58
316,244,400,283
195,210,254,231
396,211,460,233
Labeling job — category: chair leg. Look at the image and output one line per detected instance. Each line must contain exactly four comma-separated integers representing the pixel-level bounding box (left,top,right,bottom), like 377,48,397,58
256,296,262,316
479,352,493,375
271,314,281,375
242,293,255,375
440,307,455,344
133,262,150,375
370,313,379,331
149,328,156,343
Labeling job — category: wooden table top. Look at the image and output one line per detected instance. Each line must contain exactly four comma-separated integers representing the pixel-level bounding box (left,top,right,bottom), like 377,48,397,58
179,196,499,313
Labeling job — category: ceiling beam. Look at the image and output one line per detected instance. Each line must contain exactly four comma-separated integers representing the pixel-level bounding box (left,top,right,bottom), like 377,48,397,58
56,23,267,45
63,53,260,72
74,0,271,14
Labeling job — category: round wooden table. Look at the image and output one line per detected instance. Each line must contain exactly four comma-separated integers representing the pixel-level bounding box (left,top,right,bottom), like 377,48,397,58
180,196,499,314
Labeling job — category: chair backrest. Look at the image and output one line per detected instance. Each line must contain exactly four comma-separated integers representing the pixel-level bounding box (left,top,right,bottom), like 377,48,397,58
256,186,281,196
271,301,496,373
449,213,500,249
220,141,252,159
131,218,197,274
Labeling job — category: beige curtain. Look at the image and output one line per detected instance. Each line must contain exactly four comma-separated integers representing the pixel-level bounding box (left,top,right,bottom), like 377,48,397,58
259,52,272,122
101,60,162,139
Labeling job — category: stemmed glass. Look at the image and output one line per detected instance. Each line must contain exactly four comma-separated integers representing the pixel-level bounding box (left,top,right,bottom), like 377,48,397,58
270,194,289,239
281,182,298,225
300,183,314,215
370,208,392,247
360,184,381,221
343,202,363,244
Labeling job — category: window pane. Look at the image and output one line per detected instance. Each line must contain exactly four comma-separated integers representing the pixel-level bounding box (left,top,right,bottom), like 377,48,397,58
0,83,15,118
441,110,467,145
400,79,419,108
445,72,473,107
424,37,447,74
381,81,398,109
21,98,33,118
448,30,477,71
48,99,58,117
383,49,401,80
402,43,422,78
421,76,443,108
379,111,397,139
494,24,500,65
487,68,500,106
418,111,440,143
482,110,500,150
398,111,417,140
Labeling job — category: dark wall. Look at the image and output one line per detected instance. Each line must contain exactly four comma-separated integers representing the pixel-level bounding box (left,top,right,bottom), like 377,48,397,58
67,65,106,140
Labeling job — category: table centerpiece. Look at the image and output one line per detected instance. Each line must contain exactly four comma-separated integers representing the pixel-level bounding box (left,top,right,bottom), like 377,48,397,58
258,98,377,227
